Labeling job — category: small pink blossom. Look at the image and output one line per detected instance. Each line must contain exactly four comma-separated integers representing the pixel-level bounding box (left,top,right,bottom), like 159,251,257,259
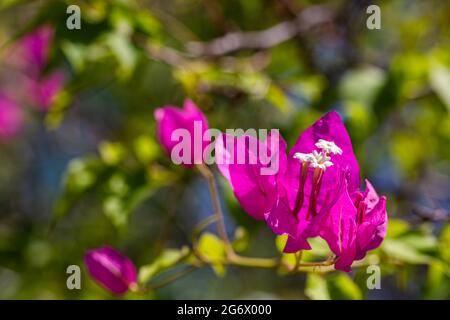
0,94,23,140
84,246,137,295
20,26,54,76
154,99,209,167
29,71,66,111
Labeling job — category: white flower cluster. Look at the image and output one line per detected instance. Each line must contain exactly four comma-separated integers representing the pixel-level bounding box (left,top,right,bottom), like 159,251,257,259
315,139,342,155
293,139,342,170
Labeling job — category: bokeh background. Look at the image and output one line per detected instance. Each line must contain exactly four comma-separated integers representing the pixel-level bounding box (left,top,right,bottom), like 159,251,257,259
0,0,449,299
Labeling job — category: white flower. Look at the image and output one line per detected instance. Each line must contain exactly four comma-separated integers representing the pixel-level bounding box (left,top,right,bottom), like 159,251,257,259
315,139,342,155
294,150,333,170
293,152,314,163
309,150,333,170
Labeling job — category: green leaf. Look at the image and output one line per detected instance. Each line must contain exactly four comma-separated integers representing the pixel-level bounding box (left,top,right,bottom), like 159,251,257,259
340,66,385,106
382,239,432,264
197,232,226,276
302,237,330,259
99,141,126,166
133,135,159,164
439,224,450,263
102,196,127,228
274,235,296,271
332,273,362,300
305,273,330,300
232,227,249,252
400,234,438,252
425,260,450,299
138,247,190,284
386,219,410,238
430,63,450,111
266,84,292,113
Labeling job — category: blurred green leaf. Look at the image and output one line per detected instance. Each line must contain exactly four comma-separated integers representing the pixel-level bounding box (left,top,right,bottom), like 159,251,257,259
425,260,450,299
196,232,226,276
382,239,431,264
386,219,410,238
400,234,438,252
430,63,450,111
305,273,330,300
340,66,385,106
133,135,159,164
232,226,249,253
99,141,126,166
138,247,190,284
331,273,362,300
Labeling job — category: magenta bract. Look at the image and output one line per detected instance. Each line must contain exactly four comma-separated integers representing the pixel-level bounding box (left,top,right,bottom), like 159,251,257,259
84,246,137,295
217,111,387,271
154,99,209,167
21,26,53,77
0,94,23,140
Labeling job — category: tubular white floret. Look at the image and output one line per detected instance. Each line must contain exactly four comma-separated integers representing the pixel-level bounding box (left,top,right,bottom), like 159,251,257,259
294,150,333,170
309,150,333,170
315,139,343,155
293,152,314,163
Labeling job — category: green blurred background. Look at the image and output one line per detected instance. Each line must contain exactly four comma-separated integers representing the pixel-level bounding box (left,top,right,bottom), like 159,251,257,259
0,0,449,299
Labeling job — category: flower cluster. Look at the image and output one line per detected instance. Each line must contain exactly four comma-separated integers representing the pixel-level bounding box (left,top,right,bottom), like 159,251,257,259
153,100,388,272
84,99,388,295
0,25,65,142
20,26,66,111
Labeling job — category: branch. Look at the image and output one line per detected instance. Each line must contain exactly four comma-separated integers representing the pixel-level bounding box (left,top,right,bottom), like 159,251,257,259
186,5,333,57
196,164,234,256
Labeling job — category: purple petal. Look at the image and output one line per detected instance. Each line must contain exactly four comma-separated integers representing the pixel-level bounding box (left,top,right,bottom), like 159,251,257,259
29,71,65,111
84,246,137,295
284,111,360,210
0,94,23,140
265,196,300,237
319,180,358,272
217,132,287,220
154,99,209,167
355,180,388,260
21,26,53,76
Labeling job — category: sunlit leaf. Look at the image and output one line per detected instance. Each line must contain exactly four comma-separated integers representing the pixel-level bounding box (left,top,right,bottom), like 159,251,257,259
232,227,249,253
99,141,126,166
331,273,362,300
196,232,226,276
138,247,190,284
382,239,431,264
305,273,330,300
430,63,450,111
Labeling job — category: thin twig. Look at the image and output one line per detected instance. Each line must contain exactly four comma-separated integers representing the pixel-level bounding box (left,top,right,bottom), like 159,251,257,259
186,5,333,57
147,266,198,290
196,163,234,256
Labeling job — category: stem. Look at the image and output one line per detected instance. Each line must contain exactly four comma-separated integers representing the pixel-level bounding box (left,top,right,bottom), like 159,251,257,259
227,254,281,269
292,250,303,272
148,266,198,290
196,163,234,255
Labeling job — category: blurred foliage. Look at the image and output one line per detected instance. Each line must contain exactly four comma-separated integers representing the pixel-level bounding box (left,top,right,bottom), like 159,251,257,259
0,0,449,299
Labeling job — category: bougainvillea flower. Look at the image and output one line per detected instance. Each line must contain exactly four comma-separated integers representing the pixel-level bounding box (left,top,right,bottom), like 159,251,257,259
215,131,287,220
20,26,53,76
0,94,23,140
29,71,65,111
154,99,209,167
84,246,137,295
216,111,387,271
265,111,360,250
